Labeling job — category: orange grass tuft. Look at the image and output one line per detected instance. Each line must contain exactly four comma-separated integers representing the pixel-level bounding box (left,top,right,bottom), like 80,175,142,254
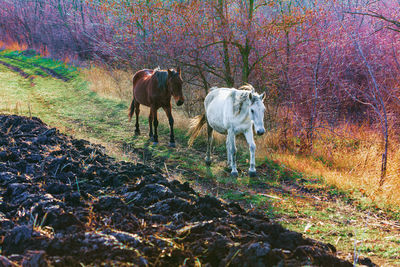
62,54,78,64
39,45,50,57
0,41,28,51
0,40,51,58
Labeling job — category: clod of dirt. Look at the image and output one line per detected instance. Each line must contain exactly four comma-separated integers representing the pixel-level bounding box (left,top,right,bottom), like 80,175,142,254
21,250,48,267
0,115,363,266
0,255,17,267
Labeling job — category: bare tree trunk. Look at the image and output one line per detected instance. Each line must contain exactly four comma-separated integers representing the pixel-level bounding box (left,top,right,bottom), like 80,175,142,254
353,39,389,186
216,0,234,87
241,42,251,84
380,119,388,186
240,0,254,84
222,40,234,87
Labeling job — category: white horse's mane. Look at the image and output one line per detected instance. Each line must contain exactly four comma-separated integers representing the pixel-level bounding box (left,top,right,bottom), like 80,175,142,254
210,84,255,92
239,84,255,91
232,89,251,115
234,83,264,114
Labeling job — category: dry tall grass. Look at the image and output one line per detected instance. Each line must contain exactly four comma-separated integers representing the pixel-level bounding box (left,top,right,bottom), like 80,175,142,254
260,123,400,207
82,67,132,101
83,66,400,208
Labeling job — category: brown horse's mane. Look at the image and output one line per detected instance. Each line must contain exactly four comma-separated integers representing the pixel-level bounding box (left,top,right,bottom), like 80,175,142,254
153,67,168,90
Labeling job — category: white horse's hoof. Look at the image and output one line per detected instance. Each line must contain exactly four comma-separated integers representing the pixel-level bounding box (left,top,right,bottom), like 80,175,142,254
231,171,238,177
249,170,257,177
152,142,158,145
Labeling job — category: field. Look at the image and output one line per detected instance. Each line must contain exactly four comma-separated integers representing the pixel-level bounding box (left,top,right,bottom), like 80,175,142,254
1,50,400,265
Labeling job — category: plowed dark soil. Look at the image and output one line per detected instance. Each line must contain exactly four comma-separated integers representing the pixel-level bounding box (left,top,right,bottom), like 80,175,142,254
0,115,353,266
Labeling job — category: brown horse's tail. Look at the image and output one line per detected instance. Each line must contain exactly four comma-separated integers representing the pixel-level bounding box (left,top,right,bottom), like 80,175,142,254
188,113,206,147
128,98,135,122
129,71,143,122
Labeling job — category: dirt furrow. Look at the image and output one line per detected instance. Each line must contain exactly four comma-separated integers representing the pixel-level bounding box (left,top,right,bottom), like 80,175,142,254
0,60,31,79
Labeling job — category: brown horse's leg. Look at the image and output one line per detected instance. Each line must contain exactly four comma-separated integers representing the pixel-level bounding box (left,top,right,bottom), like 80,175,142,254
134,101,140,135
153,107,159,144
163,106,175,147
148,108,154,141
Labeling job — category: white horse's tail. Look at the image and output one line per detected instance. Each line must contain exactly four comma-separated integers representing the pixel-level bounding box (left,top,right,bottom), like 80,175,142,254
188,113,207,147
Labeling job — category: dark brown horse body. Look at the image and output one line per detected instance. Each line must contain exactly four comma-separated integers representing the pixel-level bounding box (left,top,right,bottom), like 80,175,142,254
128,67,184,146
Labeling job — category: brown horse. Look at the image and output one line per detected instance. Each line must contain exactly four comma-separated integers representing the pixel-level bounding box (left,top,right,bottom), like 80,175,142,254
128,67,184,147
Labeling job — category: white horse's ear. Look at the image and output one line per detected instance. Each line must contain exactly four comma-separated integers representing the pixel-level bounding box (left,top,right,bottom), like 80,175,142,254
261,92,266,101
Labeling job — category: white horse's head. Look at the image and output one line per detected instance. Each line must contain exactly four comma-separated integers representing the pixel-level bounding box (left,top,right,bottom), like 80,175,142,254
248,90,266,136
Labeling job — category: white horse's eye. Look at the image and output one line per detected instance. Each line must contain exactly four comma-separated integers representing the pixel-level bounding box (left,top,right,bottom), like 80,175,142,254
251,109,254,114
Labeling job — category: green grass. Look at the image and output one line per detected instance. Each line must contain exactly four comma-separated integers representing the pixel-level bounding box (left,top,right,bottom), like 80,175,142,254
0,57,48,77
0,49,78,80
0,50,399,266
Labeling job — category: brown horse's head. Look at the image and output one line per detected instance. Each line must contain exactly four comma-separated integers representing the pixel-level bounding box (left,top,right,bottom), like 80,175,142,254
167,67,184,106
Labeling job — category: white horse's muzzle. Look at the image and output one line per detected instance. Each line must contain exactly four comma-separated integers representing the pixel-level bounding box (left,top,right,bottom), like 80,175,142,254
256,128,265,136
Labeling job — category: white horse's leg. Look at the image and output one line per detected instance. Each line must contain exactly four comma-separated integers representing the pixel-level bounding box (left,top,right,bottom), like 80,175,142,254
226,136,231,168
244,129,257,177
228,129,238,176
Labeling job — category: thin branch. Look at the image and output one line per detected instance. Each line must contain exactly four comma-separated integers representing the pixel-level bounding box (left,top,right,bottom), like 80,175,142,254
347,11,400,30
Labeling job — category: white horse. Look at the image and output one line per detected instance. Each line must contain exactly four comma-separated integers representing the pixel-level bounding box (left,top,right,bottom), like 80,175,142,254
189,84,266,177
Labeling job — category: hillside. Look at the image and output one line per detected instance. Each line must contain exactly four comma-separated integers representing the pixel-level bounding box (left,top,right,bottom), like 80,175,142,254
0,50,398,265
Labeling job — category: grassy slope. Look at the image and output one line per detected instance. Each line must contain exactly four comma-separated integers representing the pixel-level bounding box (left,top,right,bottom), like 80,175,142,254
0,50,399,266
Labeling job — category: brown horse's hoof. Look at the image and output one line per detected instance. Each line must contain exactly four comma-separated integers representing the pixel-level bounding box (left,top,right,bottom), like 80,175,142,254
169,142,176,148
205,159,211,166
135,131,140,136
